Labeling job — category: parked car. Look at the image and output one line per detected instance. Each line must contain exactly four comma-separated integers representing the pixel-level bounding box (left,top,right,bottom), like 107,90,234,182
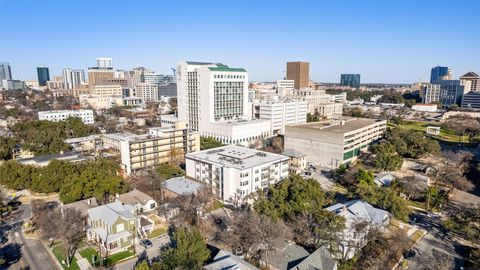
403,250,416,260
140,239,153,249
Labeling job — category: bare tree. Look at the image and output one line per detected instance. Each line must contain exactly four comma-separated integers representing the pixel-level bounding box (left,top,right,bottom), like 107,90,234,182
436,151,474,192
60,208,85,267
173,186,213,225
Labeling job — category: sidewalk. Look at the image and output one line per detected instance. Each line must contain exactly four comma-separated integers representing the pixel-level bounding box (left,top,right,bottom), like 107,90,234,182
75,251,92,270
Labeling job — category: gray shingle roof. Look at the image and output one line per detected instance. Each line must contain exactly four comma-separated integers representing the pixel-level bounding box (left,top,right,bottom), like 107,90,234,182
325,200,389,226
161,177,203,196
87,201,136,227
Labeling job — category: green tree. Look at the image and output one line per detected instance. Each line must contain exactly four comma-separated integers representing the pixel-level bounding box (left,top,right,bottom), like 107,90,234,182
155,164,185,180
0,136,19,160
159,227,210,270
385,128,440,158
135,261,151,270
355,168,374,185
200,137,223,150
371,142,404,171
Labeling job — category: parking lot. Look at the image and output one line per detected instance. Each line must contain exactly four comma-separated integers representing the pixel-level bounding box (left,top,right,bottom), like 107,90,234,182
301,164,335,191
135,233,171,260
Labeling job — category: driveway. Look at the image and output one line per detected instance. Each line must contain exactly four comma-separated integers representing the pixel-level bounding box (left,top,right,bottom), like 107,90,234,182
305,165,335,191
115,234,171,270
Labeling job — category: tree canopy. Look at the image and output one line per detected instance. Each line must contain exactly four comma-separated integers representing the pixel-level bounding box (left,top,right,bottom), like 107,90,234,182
384,127,440,158
200,137,223,150
370,141,404,171
0,158,128,203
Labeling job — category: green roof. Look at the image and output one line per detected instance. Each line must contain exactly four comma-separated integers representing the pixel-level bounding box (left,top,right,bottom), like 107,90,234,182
208,64,246,72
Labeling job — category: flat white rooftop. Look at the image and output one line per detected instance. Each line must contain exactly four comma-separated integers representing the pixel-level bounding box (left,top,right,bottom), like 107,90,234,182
186,145,288,169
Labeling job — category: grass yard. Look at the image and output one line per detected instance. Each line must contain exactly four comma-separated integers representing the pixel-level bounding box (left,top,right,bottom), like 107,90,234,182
148,228,167,238
52,244,80,270
389,120,472,143
79,247,134,267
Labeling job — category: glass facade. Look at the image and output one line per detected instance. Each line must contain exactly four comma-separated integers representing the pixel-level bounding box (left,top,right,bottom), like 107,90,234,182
430,66,449,83
37,67,50,86
340,74,360,88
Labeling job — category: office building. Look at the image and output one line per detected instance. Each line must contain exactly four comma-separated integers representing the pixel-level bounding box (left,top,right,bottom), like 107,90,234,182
118,121,200,174
128,67,153,88
460,72,479,92
91,84,123,97
144,74,175,85
38,109,94,124
254,98,307,135
1,80,26,91
185,145,289,204
88,68,114,86
340,74,360,88
286,61,309,89
314,102,343,118
63,68,85,89
461,91,480,109
422,80,464,107
292,89,335,114
0,62,12,81
36,66,50,86
159,83,177,97
276,79,295,97
96,57,113,69
135,83,159,102
430,66,452,83
285,118,387,168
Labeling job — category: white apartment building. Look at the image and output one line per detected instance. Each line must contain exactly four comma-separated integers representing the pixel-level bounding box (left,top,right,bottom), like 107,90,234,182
201,119,271,147
63,68,85,90
185,145,289,204
285,118,387,168
254,98,307,135
330,92,347,103
38,109,94,124
177,61,269,146
135,83,159,102
91,84,123,97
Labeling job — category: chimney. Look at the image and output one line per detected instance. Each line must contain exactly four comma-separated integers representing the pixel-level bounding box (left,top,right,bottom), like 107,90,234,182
87,199,91,205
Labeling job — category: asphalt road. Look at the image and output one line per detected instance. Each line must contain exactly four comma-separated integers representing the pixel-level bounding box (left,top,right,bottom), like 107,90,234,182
407,213,466,270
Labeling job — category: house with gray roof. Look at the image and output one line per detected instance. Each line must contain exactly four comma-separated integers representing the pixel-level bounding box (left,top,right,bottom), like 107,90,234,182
87,201,155,254
266,241,337,270
374,172,397,187
325,200,390,260
117,189,157,214
161,176,204,199
204,249,259,270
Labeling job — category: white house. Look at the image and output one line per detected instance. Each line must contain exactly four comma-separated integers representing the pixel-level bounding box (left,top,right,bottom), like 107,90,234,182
325,200,390,260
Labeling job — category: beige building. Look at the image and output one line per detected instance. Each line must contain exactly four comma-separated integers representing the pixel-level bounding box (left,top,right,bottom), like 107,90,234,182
119,121,200,174
285,118,387,169
88,69,114,86
460,72,479,92
292,89,335,114
91,84,123,97
282,149,307,174
315,102,343,119
287,61,310,89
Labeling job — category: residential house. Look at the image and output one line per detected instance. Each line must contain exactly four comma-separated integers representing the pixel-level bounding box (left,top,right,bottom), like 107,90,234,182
205,249,259,270
161,176,204,199
87,201,155,254
117,189,158,214
374,172,397,187
61,197,98,216
325,200,390,260
267,241,337,270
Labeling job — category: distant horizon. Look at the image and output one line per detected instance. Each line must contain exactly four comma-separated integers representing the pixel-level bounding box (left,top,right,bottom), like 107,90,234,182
1,0,479,83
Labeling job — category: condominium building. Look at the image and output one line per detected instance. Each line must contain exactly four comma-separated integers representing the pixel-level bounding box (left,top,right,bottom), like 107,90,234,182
91,84,123,97
128,67,153,88
200,119,271,147
0,62,12,81
430,66,452,83
461,91,480,109
460,72,479,92
119,121,200,174
286,61,309,89
185,145,289,204
422,80,464,107
254,98,307,135
38,109,94,124
340,74,360,89
285,118,387,168
144,74,175,85
63,68,85,89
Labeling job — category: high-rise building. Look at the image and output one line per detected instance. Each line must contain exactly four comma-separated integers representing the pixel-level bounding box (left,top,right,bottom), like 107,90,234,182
430,66,452,83
276,80,295,97
460,72,479,92
254,99,307,135
88,68,114,86
286,61,310,89
128,67,153,88
422,80,464,107
144,74,175,85
177,61,249,131
340,74,360,88
36,66,50,86
0,62,12,81
96,57,113,69
135,83,160,102
63,68,85,89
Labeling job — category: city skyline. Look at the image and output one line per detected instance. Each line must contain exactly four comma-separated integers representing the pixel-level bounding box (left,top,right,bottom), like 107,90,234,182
1,0,479,83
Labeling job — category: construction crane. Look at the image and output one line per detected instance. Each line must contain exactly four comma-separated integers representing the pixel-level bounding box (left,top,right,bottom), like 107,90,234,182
170,68,176,77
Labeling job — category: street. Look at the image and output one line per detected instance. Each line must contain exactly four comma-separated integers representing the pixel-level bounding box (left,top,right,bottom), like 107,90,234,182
406,212,466,270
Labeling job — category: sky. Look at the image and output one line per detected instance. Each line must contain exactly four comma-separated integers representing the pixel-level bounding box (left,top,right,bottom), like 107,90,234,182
1,0,479,83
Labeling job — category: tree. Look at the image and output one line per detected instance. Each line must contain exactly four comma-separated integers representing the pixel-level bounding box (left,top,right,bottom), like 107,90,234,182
371,142,403,171
134,260,151,270
0,136,19,160
223,211,291,265
385,128,440,158
200,137,223,150
0,191,13,223
159,227,210,270
435,151,474,193
355,168,374,185
443,115,480,144
173,187,213,225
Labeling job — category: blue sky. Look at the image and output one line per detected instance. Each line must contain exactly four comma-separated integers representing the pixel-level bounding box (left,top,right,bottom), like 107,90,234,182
1,0,479,83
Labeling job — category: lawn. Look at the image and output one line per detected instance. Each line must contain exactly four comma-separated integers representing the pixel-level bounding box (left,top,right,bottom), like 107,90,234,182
79,247,134,267
52,244,80,270
389,120,472,143
148,228,167,238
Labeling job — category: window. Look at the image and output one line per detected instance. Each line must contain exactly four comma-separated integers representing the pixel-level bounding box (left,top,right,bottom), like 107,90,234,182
116,223,125,233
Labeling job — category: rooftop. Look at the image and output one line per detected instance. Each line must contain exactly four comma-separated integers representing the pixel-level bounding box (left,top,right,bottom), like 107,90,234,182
282,149,305,158
290,118,385,134
208,64,247,72
161,177,204,196
186,145,288,170
87,201,136,227
325,199,389,226
18,151,88,165
117,189,155,206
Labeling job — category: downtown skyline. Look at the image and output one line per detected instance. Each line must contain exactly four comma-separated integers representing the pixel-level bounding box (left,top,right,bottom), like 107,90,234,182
1,0,479,83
